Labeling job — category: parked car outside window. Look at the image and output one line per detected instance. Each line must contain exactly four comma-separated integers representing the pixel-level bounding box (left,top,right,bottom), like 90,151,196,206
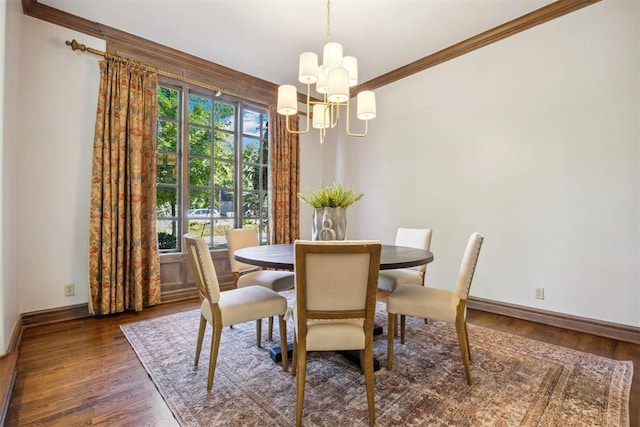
188,208,220,217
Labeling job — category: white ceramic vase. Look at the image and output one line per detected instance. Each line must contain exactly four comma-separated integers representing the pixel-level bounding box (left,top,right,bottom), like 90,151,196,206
312,207,347,241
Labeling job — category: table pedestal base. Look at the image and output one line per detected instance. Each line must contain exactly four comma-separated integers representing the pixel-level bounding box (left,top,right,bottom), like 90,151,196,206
270,343,293,363
337,350,381,371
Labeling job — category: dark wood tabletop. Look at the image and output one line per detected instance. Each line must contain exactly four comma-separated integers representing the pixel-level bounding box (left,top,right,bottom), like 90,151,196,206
234,243,433,270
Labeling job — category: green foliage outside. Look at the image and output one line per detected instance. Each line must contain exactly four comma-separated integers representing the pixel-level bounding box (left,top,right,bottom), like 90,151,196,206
157,232,176,250
298,182,364,208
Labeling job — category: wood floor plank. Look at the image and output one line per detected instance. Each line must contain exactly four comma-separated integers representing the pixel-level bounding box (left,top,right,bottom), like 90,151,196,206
6,297,639,426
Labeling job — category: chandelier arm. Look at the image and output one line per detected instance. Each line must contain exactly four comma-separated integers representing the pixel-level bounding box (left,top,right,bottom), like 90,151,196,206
345,119,369,137
284,84,312,134
285,113,309,134
345,98,369,138
330,102,339,128
300,85,311,132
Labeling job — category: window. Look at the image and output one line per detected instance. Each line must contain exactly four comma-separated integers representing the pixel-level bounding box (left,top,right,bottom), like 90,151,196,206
156,82,270,252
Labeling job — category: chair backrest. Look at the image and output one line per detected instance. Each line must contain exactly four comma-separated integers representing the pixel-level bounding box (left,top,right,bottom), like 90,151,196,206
395,228,433,273
184,234,221,304
294,240,381,325
225,228,260,273
455,232,484,300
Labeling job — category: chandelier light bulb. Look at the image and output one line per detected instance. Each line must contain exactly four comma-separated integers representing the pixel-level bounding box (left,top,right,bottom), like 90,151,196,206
276,85,298,115
342,56,358,87
298,52,319,84
356,91,376,120
322,42,343,74
327,67,349,103
312,104,331,129
316,66,329,94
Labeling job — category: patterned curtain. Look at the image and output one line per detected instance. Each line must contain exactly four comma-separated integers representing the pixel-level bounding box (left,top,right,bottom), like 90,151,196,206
88,59,161,314
269,109,300,244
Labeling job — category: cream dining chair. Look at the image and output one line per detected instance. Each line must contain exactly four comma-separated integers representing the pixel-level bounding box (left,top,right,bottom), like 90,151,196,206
386,232,484,385
226,228,295,291
184,234,289,391
377,227,433,291
291,240,381,427
226,228,295,339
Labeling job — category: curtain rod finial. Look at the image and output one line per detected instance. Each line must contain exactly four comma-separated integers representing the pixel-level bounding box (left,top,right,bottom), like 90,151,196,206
66,39,87,52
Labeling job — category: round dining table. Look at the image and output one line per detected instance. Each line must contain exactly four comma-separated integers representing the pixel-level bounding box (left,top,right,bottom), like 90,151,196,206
234,243,434,271
234,242,434,372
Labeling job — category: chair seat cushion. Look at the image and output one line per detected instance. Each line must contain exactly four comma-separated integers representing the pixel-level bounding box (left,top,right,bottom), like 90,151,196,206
387,284,459,323
377,268,423,291
305,320,365,351
237,270,295,292
202,286,287,326
292,305,365,351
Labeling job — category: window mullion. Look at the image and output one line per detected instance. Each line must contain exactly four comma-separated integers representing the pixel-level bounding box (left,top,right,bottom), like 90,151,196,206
180,88,190,249
234,102,243,230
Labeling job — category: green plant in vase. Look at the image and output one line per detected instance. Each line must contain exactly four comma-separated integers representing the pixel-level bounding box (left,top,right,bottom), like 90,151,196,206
298,183,364,240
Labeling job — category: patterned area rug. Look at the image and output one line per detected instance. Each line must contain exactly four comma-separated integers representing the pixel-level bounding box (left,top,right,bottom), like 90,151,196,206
120,298,632,426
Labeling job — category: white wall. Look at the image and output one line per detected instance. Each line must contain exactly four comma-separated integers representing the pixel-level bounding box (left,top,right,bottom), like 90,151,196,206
321,0,639,326
1,0,22,354
298,131,323,240
1,0,9,354
18,16,104,312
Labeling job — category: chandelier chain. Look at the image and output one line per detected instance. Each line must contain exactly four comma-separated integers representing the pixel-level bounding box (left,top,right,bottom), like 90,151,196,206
326,0,331,43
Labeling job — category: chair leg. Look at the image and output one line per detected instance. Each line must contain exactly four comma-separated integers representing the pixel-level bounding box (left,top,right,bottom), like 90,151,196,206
363,341,376,426
268,316,274,341
256,319,262,348
291,335,297,376
295,345,307,427
387,313,396,370
279,314,288,372
421,275,428,328
194,315,207,367
400,315,406,344
455,318,472,385
207,321,223,391
464,321,472,362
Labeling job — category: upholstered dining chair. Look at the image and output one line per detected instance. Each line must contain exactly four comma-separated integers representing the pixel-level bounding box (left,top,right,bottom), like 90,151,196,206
377,227,433,292
226,228,294,339
291,240,381,427
386,232,484,385
184,234,289,391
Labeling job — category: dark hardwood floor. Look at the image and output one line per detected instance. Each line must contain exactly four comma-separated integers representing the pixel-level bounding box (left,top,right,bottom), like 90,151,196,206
6,295,639,426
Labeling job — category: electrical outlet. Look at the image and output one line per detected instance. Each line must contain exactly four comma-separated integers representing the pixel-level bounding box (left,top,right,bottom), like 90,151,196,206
535,287,544,300
64,283,75,297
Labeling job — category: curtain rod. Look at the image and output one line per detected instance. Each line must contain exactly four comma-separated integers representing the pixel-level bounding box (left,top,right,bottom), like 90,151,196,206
65,39,272,107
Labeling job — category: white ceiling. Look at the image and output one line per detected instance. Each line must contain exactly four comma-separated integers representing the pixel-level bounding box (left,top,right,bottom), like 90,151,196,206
43,0,554,90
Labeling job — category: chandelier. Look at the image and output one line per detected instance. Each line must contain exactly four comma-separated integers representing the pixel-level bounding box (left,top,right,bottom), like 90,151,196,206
276,0,376,143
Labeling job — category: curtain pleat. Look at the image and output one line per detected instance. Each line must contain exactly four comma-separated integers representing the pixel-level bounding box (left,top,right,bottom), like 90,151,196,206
269,110,300,244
